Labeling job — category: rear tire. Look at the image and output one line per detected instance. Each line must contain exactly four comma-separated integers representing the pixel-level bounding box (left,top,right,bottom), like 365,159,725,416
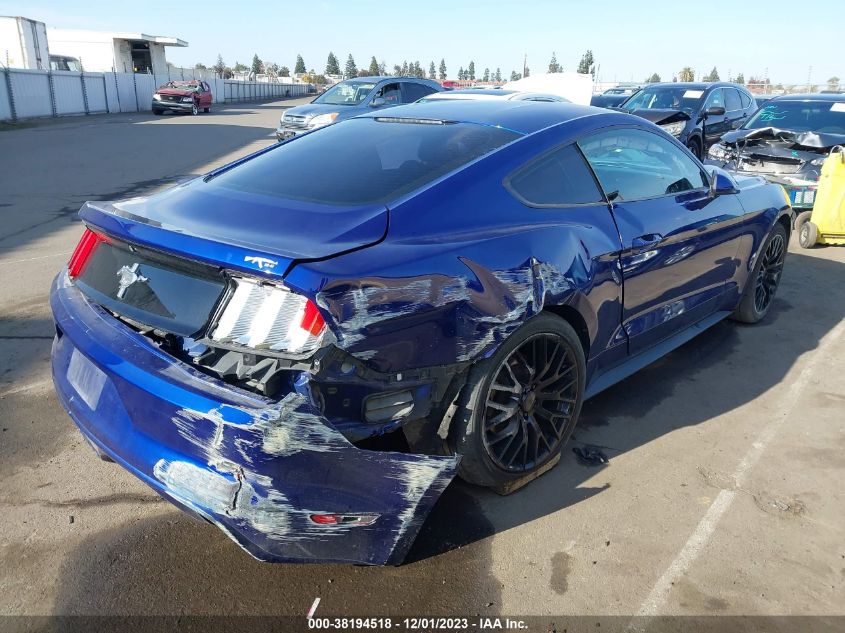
152,109,163,116
203,106,210,113
451,313,586,488
797,215,818,249
732,223,787,323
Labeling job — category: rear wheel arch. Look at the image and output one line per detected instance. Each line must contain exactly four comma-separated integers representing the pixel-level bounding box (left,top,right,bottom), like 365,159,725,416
541,304,590,360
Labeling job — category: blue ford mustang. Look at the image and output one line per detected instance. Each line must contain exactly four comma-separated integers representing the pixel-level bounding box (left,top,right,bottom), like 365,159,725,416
50,100,791,565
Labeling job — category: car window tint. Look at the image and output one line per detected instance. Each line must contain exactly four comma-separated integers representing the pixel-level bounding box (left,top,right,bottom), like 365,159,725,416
508,144,604,206
377,83,402,104
704,89,724,110
725,88,742,111
739,90,753,109
404,83,437,102
210,118,520,206
578,128,708,201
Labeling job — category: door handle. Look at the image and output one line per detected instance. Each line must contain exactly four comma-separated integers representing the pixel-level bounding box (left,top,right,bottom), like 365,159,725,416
631,233,663,252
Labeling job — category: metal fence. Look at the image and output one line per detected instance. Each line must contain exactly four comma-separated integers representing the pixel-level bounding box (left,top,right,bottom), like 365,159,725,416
0,67,311,121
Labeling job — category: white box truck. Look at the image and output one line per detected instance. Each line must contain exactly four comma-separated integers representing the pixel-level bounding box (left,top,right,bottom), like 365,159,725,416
0,16,50,70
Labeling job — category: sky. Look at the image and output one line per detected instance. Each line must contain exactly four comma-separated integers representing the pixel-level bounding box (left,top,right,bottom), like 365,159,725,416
2,0,842,86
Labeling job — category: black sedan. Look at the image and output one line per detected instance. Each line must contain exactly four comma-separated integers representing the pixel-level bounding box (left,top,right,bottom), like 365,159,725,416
617,82,758,159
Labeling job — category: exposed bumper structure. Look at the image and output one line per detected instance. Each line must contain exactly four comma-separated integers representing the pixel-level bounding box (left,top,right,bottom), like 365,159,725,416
152,100,195,113
50,273,458,565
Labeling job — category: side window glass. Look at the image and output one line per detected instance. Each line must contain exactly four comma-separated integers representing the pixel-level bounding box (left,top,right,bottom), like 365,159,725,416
579,128,709,201
739,91,753,109
507,144,604,206
725,88,742,112
376,83,402,104
403,83,437,102
704,88,724,110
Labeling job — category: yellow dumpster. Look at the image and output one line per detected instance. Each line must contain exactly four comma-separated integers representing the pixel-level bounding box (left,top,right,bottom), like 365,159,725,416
796,146,845,248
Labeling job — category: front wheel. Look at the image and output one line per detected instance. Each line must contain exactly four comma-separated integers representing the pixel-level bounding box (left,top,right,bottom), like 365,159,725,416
451,314,586,488
732,223,787,323
687,137,702,160
191,103,199,116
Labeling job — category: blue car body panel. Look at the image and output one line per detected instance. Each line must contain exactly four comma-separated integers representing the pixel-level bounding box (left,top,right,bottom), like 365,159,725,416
50,100,792,564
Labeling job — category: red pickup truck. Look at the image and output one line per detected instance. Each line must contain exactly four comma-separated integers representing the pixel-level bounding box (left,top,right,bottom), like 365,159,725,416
151,80,213,116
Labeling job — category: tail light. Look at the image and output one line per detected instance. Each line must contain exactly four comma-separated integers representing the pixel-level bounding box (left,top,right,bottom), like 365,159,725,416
210,277,327,355
68,228,109,278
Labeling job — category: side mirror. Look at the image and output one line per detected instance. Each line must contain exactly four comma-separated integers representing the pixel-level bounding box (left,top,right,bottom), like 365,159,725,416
710,170,738,196
370,97,386,107
704,106,726,117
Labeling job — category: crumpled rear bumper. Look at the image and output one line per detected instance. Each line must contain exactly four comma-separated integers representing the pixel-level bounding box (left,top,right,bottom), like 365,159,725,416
50,273,458,565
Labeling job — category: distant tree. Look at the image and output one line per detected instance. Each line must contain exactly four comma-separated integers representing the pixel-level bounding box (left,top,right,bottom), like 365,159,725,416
393,64,402,76
266,62,279,77
672,76,677,82
828,76,840,90
369,56,380,76
439,59,447,81
325,52,340,75
213,54,226,78
703,66,720,82
524,66,530,78
646,73,661,83
468,61,476,81
234,61,248,72
344,54,357,77
294,55,306,74
402,61,409,76
510,70,522,81
577,50,595,75
495,68,502,83
251,54,263,75
279,66,290,77
379,60,387,75
548,52,561,73
458,66,464,80
679,67,694,82
483,68,490,82
735,72,745,84
429,61,436,80
194,62,208,70
415,61,424,78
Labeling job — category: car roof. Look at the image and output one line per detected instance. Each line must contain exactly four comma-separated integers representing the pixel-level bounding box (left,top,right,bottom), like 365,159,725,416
341,76,437,84
353,99,608,134
767,93,845,102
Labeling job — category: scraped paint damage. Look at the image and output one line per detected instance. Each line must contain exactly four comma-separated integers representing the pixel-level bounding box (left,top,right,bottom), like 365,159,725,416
317,256,579,364
154,392,459,563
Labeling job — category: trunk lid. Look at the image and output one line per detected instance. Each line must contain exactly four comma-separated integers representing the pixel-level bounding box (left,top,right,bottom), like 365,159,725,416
80,176,388,278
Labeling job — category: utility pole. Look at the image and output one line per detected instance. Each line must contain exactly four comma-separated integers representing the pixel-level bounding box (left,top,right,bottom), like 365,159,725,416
522,53,527,78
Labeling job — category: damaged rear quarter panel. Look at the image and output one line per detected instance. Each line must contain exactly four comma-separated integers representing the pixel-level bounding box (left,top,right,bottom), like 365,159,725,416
284,121,625,377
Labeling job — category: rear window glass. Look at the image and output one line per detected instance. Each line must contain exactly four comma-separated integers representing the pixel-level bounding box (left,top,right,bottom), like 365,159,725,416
508,144,604,206
210,118,520,206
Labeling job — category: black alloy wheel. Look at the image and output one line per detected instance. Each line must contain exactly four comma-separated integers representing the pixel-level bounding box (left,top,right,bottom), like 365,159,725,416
753,230,785,315
481,333,579,473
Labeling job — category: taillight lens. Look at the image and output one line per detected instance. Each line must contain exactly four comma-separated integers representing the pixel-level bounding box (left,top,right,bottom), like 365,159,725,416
210,277,327,355
67,228,108,278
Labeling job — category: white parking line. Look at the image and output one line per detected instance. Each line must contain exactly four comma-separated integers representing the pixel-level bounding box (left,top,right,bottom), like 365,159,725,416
635,316,845,618
0,251,72,267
